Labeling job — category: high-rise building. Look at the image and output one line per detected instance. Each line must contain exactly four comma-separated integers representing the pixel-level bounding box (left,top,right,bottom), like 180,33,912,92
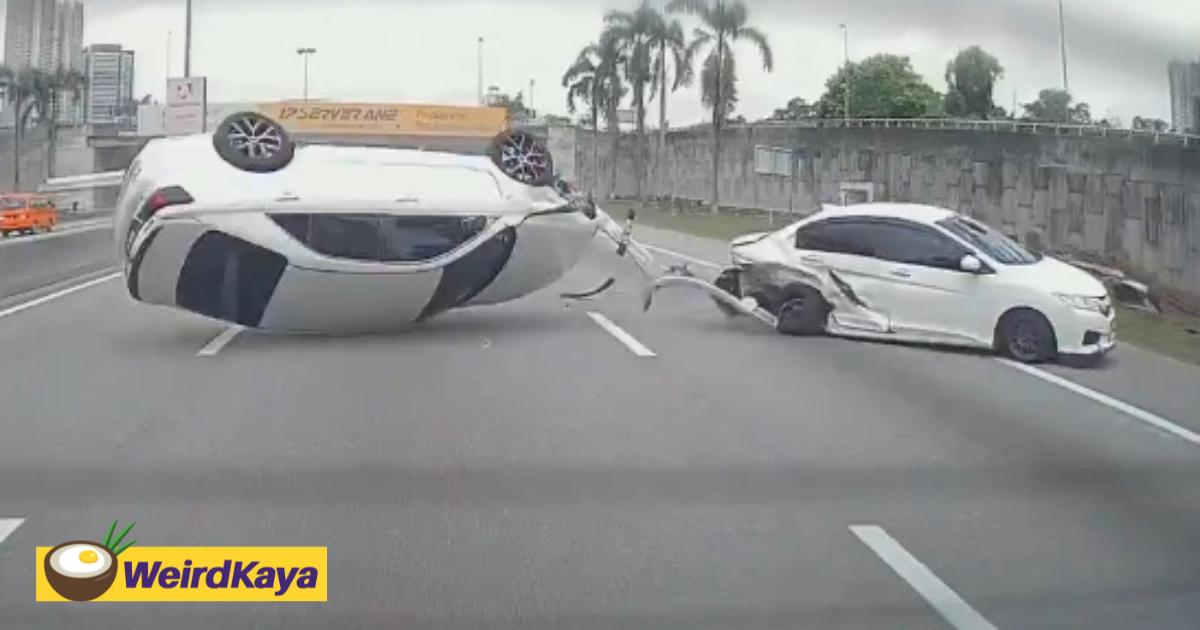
83,44,136,126
3,0,58,71
53,1,87,124
1169,58,1200,135
54,1,85,72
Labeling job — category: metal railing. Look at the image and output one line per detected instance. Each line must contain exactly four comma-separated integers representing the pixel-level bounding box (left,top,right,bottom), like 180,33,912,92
673,117,1200,148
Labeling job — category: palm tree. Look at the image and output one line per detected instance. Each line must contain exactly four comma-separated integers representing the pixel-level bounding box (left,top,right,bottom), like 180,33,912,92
603,1,661,200
667,0,772,211
647,15,692,200
45,66,87,179
563,43,604,191
1,66,44,192
564,32,626,198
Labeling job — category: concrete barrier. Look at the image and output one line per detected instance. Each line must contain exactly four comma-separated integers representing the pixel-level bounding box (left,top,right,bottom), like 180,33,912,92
0,222,116,301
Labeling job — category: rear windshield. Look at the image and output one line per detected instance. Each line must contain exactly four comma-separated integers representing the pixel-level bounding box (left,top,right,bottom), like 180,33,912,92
936,216,1041,266
0,197,26,210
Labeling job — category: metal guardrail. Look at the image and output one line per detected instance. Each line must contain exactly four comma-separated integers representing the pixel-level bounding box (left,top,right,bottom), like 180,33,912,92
678,118,1200,148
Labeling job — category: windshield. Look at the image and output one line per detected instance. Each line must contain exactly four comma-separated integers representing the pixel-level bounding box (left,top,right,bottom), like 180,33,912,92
936,216,1041,265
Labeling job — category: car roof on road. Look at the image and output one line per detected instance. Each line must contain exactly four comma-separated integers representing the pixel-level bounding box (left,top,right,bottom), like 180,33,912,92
815,203,957,224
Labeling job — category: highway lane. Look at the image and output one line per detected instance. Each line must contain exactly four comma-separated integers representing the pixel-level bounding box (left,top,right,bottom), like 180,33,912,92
0,229,1198,628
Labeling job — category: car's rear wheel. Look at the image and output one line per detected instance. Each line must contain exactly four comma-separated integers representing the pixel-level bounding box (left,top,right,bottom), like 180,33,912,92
776,284,829,336
488,129,554,187
212,111,296,173
996,308,1057,363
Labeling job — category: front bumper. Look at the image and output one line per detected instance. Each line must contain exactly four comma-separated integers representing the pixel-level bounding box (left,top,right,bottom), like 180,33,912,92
1054,306,1118,357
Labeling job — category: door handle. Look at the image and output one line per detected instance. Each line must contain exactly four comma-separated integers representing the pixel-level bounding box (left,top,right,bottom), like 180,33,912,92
890,268,912,278
800,254,823,264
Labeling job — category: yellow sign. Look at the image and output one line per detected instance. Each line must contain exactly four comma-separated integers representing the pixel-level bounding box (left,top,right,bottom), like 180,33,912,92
37,546,327,602
258,102,509,137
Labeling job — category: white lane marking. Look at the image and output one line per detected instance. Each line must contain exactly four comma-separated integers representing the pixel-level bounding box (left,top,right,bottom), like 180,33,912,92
997,358,1200,447
0,518,25,544
587,311,656,357
851,525,999,630
198,325,244,357
0,272,120,321
642,244,723,270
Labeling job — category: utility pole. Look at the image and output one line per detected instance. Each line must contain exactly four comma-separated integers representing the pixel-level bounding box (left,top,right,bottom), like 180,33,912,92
477,37,484,106
529,79,535,115
297,47,316,102
183,0,193,77
166,31,173,79
840,24,850,121
1058,0,1070,95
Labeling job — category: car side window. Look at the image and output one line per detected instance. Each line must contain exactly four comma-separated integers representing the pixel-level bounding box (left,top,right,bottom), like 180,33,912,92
869,222,968,270
794,220,876,257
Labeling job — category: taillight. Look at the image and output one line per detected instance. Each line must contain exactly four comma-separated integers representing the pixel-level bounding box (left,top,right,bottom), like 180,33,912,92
143,186,193,216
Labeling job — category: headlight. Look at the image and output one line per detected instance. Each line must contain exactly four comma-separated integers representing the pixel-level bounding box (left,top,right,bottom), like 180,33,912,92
1054,293,1107,313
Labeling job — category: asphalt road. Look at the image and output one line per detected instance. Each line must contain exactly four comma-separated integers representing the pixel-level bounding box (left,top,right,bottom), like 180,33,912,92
1,225,1199,629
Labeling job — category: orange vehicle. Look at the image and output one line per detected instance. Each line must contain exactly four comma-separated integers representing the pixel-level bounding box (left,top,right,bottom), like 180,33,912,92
0,193,58,237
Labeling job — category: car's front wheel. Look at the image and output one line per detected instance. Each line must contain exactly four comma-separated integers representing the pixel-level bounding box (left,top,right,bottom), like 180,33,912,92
776,284,829,336
996,308,1057,363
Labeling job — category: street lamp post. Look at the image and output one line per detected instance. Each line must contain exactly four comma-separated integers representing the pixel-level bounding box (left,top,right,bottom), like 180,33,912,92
840,23,850,122
297,47,316,102
1058,0,1070,95
477,37,484,106
183,0,193,77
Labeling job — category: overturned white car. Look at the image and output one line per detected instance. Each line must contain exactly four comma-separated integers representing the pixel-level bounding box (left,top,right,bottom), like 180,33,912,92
45,111,665,333
665,203,1117,364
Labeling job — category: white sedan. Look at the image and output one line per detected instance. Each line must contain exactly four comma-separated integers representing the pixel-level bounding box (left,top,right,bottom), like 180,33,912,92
701,203,1116,364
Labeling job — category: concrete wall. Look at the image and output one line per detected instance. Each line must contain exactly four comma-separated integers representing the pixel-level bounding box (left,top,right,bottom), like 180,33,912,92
574,125,1200,296
0,224,115,301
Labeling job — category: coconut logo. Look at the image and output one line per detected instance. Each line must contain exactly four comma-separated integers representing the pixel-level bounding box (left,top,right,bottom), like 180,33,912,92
44,520,137,602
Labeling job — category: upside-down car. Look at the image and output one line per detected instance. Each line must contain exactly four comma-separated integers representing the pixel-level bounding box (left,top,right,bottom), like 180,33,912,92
44,111,663,333
666,202,1117,365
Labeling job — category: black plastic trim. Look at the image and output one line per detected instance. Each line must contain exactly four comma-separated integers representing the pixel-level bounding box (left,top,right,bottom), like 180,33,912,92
126,225,162,301
416,226,517,322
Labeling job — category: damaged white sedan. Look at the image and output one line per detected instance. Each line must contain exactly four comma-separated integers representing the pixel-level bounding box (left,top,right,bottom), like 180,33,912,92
654,203,1117,364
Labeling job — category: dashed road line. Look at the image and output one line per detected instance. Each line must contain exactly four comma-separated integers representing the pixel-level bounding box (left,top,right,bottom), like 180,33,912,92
198,325,245,357
851,525,1000,630
0,518,25,544
0,272,121,321
587,311,656,357
997,358,1200,448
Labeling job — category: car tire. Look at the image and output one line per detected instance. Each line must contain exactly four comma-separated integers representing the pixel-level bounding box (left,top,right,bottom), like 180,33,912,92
776,284,829,336
488,129,554,187
996,308,1057,364
212,111,296,173
712,267,743,317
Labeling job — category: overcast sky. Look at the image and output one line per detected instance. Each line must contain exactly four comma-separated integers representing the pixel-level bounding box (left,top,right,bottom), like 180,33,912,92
2,0,1197,125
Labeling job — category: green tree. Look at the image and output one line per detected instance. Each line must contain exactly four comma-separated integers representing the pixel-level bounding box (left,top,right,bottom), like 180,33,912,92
768,96,816,121
943,46,1004,119
667,0,773,212
563,32,627,196
0,66,50,192
646,12,692,198
605,1,658,199
816,54,942,119
45,66,87,178
1020,88,1091,124
1132,116,1171,133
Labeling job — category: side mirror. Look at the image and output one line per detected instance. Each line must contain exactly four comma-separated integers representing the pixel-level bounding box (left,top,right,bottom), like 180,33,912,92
959,254,983,274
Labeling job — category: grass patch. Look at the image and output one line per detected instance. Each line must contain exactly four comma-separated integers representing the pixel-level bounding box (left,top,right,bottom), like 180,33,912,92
1113,306,1200,366
608,198,1200,366
604,200,790,242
